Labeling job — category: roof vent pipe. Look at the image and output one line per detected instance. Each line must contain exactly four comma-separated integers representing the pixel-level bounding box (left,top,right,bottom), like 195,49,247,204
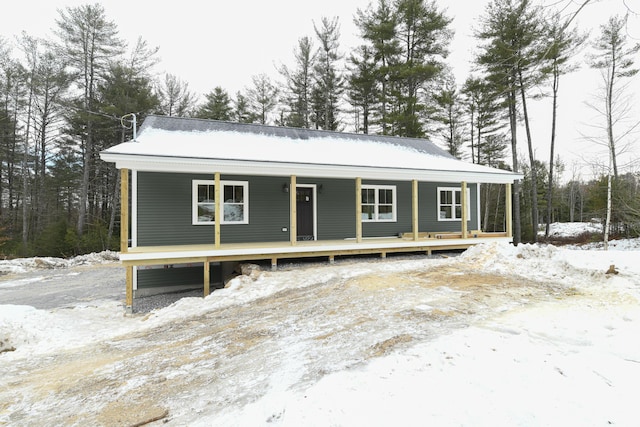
121,113,137,142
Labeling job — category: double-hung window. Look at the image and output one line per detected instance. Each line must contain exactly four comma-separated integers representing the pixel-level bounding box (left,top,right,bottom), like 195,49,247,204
361,185,396,222
192,180,249,225
437,187,470,221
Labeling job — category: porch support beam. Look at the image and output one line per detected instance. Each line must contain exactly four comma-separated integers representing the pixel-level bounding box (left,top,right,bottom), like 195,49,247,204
355,177,362,243
412,179,419,241
120,168,133,311
120,168,129,253
290,175,297,245
461,181,468,238
214,172,221,248
505,183,513,238
204,259,210,296
125,266,133,311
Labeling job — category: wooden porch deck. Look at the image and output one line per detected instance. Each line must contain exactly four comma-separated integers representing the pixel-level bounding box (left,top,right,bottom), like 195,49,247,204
121,232,510,267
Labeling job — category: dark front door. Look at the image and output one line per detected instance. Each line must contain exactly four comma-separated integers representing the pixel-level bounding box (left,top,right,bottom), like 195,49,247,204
296,187,314,241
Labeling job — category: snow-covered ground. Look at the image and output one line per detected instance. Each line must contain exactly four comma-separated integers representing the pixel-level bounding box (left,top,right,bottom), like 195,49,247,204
1,223,639,426
541,220,603,238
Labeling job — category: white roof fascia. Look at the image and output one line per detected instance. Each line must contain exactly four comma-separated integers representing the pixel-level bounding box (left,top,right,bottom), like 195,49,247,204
99,152,523,184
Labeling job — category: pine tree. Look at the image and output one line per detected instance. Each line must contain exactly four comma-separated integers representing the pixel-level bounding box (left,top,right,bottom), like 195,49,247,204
354,0,401,134
196,87,233,121
461,76,503,164
542,15,585,238
279,36,316,128
156,73,197,117
93,54,158,248
588,14,639,180
233,91,256,124
391,0,452,137
587,14,639,248
431,72,465,158
54,4,124,237
347,45,379,134
475,0,547,243
15,34,71,250
311,17,343,130
247,74,278,125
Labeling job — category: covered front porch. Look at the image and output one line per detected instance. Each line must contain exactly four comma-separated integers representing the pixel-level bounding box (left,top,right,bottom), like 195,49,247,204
119,170,514,310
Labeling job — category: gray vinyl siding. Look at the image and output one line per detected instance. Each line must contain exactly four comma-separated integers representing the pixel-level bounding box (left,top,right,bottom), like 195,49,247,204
361,180,412,238
299,178,356,240
137,172,194,246
419,182,479,232
136,263,223,290
220,175,290,244
137,172,290,246
136,172,479,246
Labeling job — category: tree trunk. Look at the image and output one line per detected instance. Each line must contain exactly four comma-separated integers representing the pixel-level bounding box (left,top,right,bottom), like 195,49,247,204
605,68,618,179
22,73,35,255
77,128,92,236
604,166,612,250
518,70,538,243
107,170,120,247
508,89,521,245
545,64,560,238
494,184,502,233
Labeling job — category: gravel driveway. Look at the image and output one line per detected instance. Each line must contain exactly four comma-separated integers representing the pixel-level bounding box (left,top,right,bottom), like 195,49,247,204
0,263,202,313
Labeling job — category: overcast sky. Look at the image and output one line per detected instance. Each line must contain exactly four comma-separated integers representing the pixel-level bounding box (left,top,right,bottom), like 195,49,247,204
2,0,639,180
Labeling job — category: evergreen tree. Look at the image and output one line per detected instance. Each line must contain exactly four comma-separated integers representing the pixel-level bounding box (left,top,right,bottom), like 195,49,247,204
587,14,639,248
54,3,124,237
16,34,71,251
354,0,401,134
347,45,379,134
479,133,509,168
461,76,503,164
431,72,465,158
233,91,256,124
475,0,547,243
542,15,586,238
588,14,639,180
247,73,278,125
278,36,316,128
0,52,27,237
96,60,159,249
156,73,197,117
196,87,233,121
355,0,452,137
391,0,452,137
311,17,343,130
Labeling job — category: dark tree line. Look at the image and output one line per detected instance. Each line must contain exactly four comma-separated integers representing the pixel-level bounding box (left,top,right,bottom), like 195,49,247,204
0,0,637,257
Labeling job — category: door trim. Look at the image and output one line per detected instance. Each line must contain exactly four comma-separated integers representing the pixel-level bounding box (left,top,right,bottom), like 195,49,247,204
296,184,317,241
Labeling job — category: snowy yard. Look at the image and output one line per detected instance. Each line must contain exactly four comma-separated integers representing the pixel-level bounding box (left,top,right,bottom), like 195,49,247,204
1,224,639,426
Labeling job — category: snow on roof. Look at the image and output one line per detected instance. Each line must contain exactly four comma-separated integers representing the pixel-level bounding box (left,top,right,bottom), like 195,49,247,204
100,115,521,183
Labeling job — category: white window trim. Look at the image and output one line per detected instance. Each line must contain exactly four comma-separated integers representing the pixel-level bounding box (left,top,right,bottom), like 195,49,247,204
192,179,249,225
361,184,397,223
437,186,470,222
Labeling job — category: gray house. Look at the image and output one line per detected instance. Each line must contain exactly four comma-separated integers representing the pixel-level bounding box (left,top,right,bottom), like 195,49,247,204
100,115,522,310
